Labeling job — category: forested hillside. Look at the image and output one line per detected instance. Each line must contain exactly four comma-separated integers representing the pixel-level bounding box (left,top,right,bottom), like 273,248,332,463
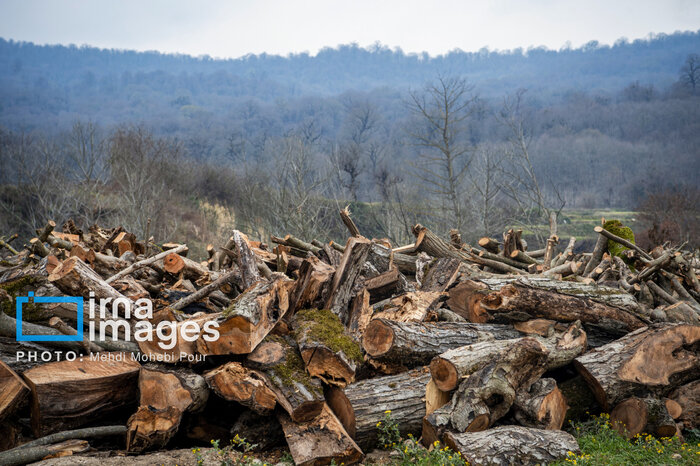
1,32,699,253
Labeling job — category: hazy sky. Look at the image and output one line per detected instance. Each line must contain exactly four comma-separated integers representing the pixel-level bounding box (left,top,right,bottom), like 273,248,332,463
1,0,698,58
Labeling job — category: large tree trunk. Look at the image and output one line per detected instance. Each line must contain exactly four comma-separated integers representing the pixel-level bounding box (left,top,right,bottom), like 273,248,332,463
278,404,363,466
246,336,325,423
362,319,522,367
480,282,647,337
443,426,580,466
22,354,140,436
196,276,294,355
326,368,431,450
203,362,276,414
574,323,700,410
292,308,361,387
513,378,568,430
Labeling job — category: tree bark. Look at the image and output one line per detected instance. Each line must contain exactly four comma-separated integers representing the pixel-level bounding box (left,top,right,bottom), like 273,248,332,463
372,291,443,322
611,397,678,438
48,256,131,302
444,426,580,466
420,257,461,292
0,360,29,422
289,256,334,313
574,323,700,410
668,380,700,430
326,368,431,450
513,378,568,430
326,237,372,324
362,319,522,367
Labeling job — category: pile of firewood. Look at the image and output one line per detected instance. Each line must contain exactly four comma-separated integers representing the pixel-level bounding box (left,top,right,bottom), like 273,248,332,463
0,211,698,466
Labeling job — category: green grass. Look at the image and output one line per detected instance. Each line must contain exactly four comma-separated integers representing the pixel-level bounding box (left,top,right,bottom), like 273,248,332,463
552,413,700,465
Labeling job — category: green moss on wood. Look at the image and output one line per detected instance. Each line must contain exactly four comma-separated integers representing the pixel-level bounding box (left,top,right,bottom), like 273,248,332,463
603,220,635,262
0,276,42,319
267,335,323,397
293,308,364,365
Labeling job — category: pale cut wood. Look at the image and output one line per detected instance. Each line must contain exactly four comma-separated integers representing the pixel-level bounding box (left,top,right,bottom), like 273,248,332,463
126,405,181,452
513,377,568,430
204,362,276,414
0,360,29,422
372,290,443,322
611,397,677,438
106,244,187,284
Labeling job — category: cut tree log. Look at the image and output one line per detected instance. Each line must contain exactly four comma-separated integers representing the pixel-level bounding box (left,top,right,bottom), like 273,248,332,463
48,256,131,302
246,336,325,422
444,426,580,466
196,276,294,355
668,380,700,430
478,237,501,254
126,405,181,452
163,252,210,282
278,403,363,466
610,397,679,438
362,319,522,367
420,257,461,292
289,256,334,313
365,267,406,302
0,360,29,422
106,244,187,284
479,282,646,336
574,323,700,410
22,354,140,436
203,362,276,414
170,269,240,311
447,338,549,431
513,378,568,430
326,236,372,324
372,291,443,322
326,368,431,450
232,230,261,289
292,308,362,387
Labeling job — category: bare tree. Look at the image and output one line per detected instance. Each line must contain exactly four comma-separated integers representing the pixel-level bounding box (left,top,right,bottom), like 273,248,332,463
497,90,565,242
468,144,507,237
680,53,700,93
407,76,479,233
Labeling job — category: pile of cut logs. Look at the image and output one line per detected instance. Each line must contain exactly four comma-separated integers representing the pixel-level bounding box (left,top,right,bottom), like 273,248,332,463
0,212,698,466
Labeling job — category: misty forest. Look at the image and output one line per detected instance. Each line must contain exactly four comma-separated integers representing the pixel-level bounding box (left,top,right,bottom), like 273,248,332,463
1,31,699,255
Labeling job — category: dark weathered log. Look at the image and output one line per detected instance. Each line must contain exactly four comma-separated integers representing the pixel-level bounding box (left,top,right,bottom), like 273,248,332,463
8,425,126,451
0,438,94,466
126,405,181,452
197,276,294,355
480,282,646,336
204,362,276,414
22,354,140,436
232,230,261,289
0,310,88,353
279,404,363,466
420,257,462,292
669,380,700,430
170,269,239,311
339,206,361,238
574,323,700,410
326,368,431,450
326,236,372,324
611,397,678,438
0,360,29,422
513,378,568,430
246,336,325,422
229,410,284,451
365,267,406,302
292,308,362,387
444,426,580,466
362,319,522,367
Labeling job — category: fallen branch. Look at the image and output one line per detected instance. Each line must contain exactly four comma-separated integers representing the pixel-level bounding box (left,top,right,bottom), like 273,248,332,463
105,244,188,284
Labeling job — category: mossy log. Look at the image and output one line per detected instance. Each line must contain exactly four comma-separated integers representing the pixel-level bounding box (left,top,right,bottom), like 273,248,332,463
204,361,276,414
513,378,568,430
196,276,294,355
0,360,29,422
610,397,679,438
574,323,700,411
668,380,700,430
444,426,580,466
246,336,325,422
292,308,362,387
278,404,363,466
22,354,140,436
326,368,431,450
479,282,646,337
362,319,522,367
